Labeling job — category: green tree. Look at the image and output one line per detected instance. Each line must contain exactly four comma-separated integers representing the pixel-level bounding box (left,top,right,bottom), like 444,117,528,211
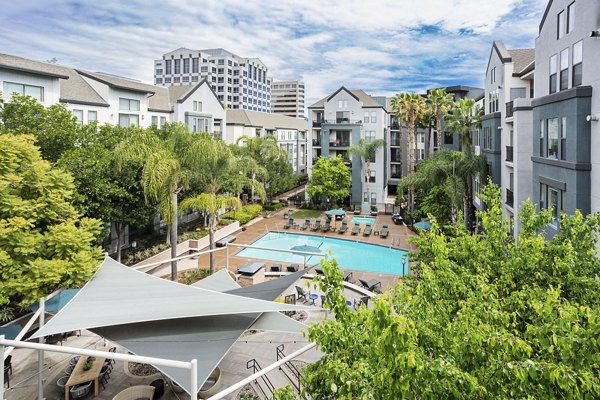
0,135,102,319
349,138,385,208
306,156,351,206
57,124,155,262
426,88,455,152
115,123,201,281
286,183,600,399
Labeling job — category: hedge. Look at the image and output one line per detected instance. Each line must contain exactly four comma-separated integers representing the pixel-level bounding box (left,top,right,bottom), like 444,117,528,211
263,202,284,211
222,204,263,225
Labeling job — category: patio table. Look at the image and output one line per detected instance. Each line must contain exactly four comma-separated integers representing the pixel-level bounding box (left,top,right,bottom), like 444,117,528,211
237,261,265,276
65,346,109,400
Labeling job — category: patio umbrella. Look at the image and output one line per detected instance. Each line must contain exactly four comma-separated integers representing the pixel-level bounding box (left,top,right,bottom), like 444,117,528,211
29,288,80,313
414,221,431,231
290,244,322,268
325,209,346,230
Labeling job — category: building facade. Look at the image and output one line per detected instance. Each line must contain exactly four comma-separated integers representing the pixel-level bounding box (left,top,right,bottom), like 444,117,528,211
271,81,305,118
226,109,308,174
154,48,271,113
308,87,388,209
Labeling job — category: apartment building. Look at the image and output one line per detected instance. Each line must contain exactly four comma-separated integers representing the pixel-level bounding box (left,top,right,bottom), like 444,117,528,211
479,41,535,237
226,109,308,174
271,81,305,118
154,48,271,113
308,87,388,209
531,0,598,238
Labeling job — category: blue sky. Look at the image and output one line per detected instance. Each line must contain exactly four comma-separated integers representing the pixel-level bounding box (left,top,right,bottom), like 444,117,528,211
0,0,548,106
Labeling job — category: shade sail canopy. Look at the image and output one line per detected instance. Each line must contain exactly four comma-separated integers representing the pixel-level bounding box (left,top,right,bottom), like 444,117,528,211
30,256,312,395
191,268,239,291
290,245,322,254
32,257,311,338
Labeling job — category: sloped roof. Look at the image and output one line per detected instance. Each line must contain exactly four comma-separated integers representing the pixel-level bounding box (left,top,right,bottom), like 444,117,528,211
0,53,69,79
508,48,535,75
77,70,157,94
308,87,383,108
147,81,222,113
227,109,308,131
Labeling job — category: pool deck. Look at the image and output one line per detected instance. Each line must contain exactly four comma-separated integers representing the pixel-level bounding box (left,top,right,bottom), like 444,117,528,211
194,207,417,292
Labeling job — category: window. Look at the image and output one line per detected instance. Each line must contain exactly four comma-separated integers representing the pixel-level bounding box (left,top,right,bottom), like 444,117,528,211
474,173,482,197
218,68,224,74
572,40,583,87
192,76,198,82
557,10,565,39
567,2,575,33
365,131,376,142
187,115,211,132
201,66,208,73
72,109,83,123
336,111,349,123
370,192,377,206
483,127,492,149
119,114,139,127
155,78,163,84
88,110,97,122
371,111,377,124
183,58,189,74
174,77,180,83
363,192,368,202
490,67,496,84
444,133,453,145
549,187,559,222
338,99,347,108
119,98,140,111
364,112,370,123
3,82,44,101
218,59,224,65
165,60,172,74
151,116,158,125
540,120,545,157
549,54,558,94
165,77,171,83
155,68,163,75
365,170,376,183
560,48,569,90
560,116,567,160
193,101,202,112
192,58,199,73
182,76,189,83
174,59,180,74
160,116,166,126
548,118,559,159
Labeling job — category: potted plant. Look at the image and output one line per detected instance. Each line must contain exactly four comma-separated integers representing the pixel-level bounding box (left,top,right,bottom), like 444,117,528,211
82,357,95,371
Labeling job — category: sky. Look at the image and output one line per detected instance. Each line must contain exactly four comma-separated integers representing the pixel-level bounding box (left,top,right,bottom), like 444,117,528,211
0,0,549,107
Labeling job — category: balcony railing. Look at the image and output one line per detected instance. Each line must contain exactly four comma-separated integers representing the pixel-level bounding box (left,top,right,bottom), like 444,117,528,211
506,101,514,118
506,188,514,208
329,140,351,147
312,121,323,128
324,119,362,125
312,139,321,147
506,145,513,162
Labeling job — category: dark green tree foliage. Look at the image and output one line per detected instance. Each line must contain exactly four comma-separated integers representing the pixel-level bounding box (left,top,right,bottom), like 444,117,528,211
306,156,351,205
0,135,102,318
290,183,600,399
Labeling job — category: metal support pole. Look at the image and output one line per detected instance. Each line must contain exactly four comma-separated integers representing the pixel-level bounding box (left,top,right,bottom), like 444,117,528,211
190,359,198,398
1,335,5,400
38,298,45,400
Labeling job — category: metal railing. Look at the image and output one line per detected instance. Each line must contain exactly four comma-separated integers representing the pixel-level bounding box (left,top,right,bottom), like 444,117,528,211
324,119,362,125
506,188,514,207
246,359,275,398
506,145,513,162
276,344,303,395
312,121,323,128
312,139,321,146
329,140,350,147
506,101,514,118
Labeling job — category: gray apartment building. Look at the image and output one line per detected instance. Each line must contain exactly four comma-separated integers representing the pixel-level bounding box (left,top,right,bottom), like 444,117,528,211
271,81,305,118
154,48,271,113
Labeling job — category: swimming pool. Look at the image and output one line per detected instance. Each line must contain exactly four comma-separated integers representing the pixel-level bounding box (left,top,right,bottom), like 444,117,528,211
351,216,376,225
236,232,409,275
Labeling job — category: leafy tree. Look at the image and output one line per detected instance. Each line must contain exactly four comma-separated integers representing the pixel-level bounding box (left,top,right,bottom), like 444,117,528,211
57,124,155,262
348,138,385,207
115,123,202,281
284,183,600,399
0,135,102,319
426,88,454,152
306,156,351,206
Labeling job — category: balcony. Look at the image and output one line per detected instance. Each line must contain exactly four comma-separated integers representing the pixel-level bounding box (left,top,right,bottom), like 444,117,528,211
506,188,514,208
312,121,323,128
506,101,514,118
329,140,351,147
506,145,513,162
312,139,322,147
324,119,362,125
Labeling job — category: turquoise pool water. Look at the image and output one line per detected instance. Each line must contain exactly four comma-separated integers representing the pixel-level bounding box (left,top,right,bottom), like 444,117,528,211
236,232,409,275
351,216,376,225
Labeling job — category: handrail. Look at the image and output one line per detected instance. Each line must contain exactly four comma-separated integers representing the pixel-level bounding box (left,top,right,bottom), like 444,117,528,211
276,344,303,394
246,358,275,398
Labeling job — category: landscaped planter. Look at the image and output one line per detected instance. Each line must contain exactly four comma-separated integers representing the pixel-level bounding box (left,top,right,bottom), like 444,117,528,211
198,367,222,399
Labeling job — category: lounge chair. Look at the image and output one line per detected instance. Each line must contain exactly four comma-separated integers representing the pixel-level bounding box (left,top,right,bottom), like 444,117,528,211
270,264,282,272
338,221,348,234
295,286,310,302
353,296,370,310
343,270,353,282
363,223,372,236
311,219,321,231
359,278,381,291
351,224,360,235
300,219,310,230
283,218,294,229
112,385,155,400
321,219,331,232
315,267,324,275
70,381,93,399
380,224,389,239
287,263,300,272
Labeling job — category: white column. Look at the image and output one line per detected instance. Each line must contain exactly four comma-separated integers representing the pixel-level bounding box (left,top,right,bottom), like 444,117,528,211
38,298,45,400
190,359,198,398
1,335,5,400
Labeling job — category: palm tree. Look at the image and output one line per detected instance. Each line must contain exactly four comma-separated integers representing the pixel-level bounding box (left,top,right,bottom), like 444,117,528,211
180,194,242,274
115,123,199,281
349,138,386,208
426,88,454,152
391,93,426,213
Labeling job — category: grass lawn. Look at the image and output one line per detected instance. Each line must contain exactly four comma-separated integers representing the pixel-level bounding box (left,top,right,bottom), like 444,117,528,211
290,209,323,219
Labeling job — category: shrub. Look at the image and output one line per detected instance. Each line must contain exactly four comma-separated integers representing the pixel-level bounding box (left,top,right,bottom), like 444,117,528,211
222,204,262,225
263,202,284,211
182,268,210,285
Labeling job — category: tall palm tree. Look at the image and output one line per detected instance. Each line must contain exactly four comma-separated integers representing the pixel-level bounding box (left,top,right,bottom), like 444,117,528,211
426,88,455,152
349,138,386,207
391,93,426,213
180,194,242,274
115,123,199,281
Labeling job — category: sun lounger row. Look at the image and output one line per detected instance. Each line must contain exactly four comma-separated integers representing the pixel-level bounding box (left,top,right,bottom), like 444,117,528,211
284,218,389,240
269,263,301,272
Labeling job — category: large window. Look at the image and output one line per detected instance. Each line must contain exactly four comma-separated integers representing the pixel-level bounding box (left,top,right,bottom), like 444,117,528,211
547,118,559,159
183,58,189,74
165,60,172,75
336,111,349,123
88,110,97,122
192,58,199,73
560,117,567,160
572,40,583,87
567,2,575,33
557,10,565,39
549,54,558,94
187,115,211,132
119,114,139,127
72,109,83,123
483,127,492,150
174,59,180,74
3,82,44,101
119,98,140,111
560,48,569,90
